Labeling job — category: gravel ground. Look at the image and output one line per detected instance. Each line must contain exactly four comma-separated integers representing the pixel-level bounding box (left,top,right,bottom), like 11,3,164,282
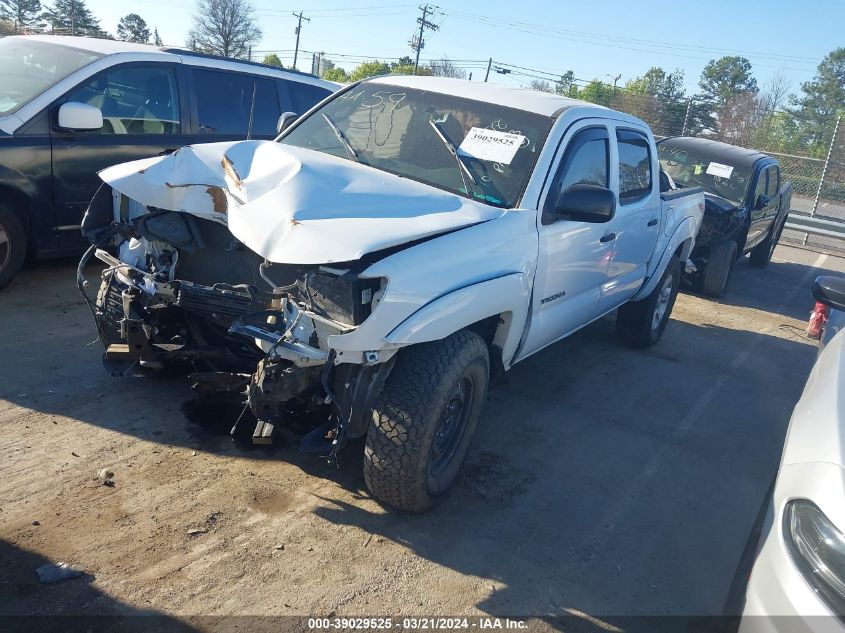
1,243,843,630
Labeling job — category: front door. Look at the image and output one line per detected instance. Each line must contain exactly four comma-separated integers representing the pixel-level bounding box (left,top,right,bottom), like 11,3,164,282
518,123,615,359
50,63,192,251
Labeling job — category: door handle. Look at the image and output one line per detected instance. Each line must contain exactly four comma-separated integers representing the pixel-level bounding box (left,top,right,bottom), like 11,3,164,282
647,218,658,227
600,232,616,243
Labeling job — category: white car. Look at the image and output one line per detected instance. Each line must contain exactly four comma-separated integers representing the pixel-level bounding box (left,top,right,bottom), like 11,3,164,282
79,76,704,512
740,277,845,631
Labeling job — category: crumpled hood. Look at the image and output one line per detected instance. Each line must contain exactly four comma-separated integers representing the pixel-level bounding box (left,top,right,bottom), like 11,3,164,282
98,140,504,264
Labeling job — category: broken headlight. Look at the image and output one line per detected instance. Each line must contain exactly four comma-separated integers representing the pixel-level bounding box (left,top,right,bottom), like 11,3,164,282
297,267,383,327
785,499,845,615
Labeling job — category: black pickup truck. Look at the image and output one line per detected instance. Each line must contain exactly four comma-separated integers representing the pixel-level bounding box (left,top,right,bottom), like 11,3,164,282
657,137,792,297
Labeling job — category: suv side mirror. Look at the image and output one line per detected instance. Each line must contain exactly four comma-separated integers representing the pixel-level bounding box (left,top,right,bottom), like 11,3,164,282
556,184,616,223
813,276,845,312
276,111,299,135
755,193,770,210
57,102,103,131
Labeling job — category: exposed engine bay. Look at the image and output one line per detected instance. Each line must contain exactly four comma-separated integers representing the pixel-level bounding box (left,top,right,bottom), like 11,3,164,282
79,189,393,457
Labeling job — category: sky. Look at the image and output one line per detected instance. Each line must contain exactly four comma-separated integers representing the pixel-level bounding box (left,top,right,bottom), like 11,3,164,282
83,0,844,97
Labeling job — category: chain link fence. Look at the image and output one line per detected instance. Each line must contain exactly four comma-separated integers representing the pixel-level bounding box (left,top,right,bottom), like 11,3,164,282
599,88,845,254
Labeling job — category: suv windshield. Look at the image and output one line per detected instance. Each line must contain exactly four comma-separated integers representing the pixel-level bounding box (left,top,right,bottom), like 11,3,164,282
281,83,554,208
0,38,103,116
657,141,752,206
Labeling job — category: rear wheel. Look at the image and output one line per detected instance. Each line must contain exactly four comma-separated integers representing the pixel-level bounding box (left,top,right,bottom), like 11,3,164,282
0,203,27,291
364,330,490,513
749,220,784,268
701,240,738,298
617,257,681,349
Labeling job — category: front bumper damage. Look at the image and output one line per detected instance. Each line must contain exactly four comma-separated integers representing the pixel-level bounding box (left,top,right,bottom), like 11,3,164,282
77,212,392,458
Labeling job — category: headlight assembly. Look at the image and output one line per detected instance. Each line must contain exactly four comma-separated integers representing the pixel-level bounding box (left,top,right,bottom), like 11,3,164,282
786,499,845,615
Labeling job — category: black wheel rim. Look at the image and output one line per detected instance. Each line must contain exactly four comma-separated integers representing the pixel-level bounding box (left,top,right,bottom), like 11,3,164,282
429,376,474,478
0,223,10,271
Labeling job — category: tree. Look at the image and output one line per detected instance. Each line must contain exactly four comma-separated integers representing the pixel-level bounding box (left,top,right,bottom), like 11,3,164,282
187,0,261,59
262,53,283,68
699,56,758,106
153,26,162,46
794,48,845,154
349,61,390,82
622,67,688,135
578,79,614,107
322,67,349,82
429,56,466,79
528,80,553,93
555,70,575,96
42,0,102,36
0,0,42,32
116,13,149,43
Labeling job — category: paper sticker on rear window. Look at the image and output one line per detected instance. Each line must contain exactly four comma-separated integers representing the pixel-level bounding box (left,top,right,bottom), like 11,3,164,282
706,162,734,178
458,127,526,165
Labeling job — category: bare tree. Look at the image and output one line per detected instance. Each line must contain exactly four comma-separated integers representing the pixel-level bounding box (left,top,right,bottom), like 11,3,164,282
429,56,466,79
527,80,554,93
187,0,261,59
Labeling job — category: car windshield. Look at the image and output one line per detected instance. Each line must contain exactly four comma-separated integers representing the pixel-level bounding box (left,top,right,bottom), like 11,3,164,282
657,141,752,206
281,83,554,209
0,38,103,116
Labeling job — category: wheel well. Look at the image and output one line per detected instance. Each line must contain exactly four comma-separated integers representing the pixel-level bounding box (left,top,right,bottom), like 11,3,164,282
466,314,507,385
0,186,32,246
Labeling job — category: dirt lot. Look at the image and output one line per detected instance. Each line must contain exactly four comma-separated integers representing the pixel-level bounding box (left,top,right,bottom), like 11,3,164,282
1,244,843,629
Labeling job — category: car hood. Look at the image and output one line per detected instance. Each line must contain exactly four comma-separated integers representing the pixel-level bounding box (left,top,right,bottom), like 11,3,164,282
98,140,504,264
781,327,845,468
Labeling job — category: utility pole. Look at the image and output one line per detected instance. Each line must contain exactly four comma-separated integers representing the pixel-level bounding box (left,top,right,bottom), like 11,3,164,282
292,11,310,71
410,4,438,75
607,73,621,94
484,57,492,82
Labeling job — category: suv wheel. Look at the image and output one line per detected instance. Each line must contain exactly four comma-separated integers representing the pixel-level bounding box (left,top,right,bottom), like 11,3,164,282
364,330,490,513
0,203,27,291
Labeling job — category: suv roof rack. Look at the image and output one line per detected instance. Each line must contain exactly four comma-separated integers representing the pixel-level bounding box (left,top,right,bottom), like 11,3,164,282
159,48,321,79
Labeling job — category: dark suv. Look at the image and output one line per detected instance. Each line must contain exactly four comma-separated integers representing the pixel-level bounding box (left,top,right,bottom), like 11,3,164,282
0,35,337,288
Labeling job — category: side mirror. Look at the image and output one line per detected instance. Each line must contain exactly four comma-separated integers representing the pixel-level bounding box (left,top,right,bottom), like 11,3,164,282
57,101,103,131
276,111,299,135
813,276,845,312
755,194,770,210
556,184,616,223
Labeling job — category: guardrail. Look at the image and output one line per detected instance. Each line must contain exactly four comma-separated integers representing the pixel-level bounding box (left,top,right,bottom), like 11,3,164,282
786,213,845,240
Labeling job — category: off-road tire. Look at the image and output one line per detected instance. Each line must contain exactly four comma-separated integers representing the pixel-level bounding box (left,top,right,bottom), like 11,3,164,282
749,219,784,268
701,240,738,298
0,202,27,291
617,256,681,349
363,330,490,513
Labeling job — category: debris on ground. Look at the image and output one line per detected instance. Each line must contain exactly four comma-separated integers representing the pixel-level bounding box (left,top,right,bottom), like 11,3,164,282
187,528,208,536
31,520,40,526
36,562,85,584
95,468,114,481
274,544,285,550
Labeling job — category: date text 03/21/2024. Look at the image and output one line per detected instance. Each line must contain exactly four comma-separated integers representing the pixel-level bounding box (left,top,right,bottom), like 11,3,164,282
307,617,528,630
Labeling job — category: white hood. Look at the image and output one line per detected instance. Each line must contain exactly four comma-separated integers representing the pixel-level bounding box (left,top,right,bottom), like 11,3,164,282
98,140,504,264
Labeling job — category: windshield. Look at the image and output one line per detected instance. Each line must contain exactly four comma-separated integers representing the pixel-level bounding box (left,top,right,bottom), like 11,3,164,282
0,38,103,116
281,83,554,208
657,141,752,206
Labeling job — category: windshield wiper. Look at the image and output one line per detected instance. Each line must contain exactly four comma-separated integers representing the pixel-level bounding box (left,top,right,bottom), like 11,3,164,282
428,119,477,199
322,113,361,163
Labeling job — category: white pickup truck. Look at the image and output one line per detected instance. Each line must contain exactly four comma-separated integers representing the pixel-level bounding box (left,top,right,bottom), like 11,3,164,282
79,76,704,512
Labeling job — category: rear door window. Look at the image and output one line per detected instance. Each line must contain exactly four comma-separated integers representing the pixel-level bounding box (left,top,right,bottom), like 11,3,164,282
64,65,180,135
617,129,652,203
192,68,281,137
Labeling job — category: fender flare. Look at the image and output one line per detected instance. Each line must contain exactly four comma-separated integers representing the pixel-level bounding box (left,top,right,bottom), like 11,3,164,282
384,272,531,366
632,216,697,301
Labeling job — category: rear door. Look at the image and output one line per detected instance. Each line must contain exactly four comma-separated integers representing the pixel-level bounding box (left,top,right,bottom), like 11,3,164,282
598,127,660,311
764,164,781,228
50,62,191,251
747,165,773,248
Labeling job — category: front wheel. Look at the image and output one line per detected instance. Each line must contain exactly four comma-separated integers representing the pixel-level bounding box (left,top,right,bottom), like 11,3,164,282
617,257,681,349
701,240,738,298
363,330,490,513
0,203,27,291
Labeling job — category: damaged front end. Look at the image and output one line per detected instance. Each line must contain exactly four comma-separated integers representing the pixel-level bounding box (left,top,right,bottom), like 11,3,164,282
685,193,749,280
78,184,390,457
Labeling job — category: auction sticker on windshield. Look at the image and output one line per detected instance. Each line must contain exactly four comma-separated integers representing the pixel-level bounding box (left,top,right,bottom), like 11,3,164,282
458,127,526,165
705,162,734,178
